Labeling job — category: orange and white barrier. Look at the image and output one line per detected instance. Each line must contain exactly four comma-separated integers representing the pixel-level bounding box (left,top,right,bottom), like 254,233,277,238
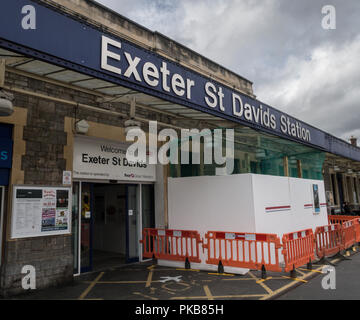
328,215,359,225
282,229,315,272
140,228,202,264
202,231,282,272
141,220,360,275
315,224,342,259
354,218,360,243
341,219,357,250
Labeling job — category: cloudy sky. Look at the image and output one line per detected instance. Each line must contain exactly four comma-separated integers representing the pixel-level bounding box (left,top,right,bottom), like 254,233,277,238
96,0,360,141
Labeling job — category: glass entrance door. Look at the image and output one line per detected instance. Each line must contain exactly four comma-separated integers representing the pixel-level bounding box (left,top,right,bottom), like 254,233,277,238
74,182,147,273
126,184,139,262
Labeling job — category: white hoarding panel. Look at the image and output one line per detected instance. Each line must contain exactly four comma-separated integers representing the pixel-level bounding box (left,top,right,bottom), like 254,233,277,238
168,174,256,236
167,173,329,270
248,174,328,239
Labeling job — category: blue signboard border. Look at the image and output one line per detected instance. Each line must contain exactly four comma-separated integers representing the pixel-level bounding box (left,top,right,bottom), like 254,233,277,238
0,0,359,162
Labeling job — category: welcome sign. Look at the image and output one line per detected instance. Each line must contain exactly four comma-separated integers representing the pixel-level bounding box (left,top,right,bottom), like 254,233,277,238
73,136,156,182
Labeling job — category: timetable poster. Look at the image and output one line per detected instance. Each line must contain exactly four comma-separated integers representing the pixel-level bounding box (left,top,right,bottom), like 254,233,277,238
12,186,71,239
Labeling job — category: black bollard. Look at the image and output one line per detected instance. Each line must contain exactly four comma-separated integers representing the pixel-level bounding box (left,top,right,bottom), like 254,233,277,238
261,265,267,279
218,261,224,274
185,257,191,270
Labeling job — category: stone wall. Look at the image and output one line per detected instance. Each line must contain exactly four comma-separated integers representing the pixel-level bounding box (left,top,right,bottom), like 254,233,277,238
1,236,73,297
0,70,166,296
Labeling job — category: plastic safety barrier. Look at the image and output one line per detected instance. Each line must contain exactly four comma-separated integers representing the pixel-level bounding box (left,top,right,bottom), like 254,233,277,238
315,224,342,259
354,218,360,243
282,229,315,272
203,231,282,272
341,219,357,250
328,215,358,225
140,228,202,263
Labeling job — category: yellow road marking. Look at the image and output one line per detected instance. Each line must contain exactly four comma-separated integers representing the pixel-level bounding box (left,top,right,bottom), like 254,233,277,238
256,277,273,284
248,271,273,294
146,269,153,288
78,272,104,300
298,268,324,274
83,280,163,284
222,277,255,281
203,285,214,300
261,256,343,300
133,292,159,300
147,265,155,270
282,276,307,283
176,268,200,272
208,273,234,276
296,269,305,276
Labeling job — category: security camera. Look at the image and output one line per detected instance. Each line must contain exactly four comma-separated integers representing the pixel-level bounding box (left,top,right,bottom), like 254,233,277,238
0,90,14,116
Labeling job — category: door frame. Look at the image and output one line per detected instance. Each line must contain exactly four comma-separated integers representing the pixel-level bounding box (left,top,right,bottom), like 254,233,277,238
0,186,5,267
80,182,93,274
75,181,145,273
125,183,141,263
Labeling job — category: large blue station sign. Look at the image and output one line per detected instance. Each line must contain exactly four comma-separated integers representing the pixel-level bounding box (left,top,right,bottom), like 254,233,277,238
0,0,359,161
0,138,13,169
0,123,13,185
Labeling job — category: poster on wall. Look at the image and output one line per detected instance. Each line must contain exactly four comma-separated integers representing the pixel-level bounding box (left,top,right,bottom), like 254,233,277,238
312,184,320,214
11,186,71,239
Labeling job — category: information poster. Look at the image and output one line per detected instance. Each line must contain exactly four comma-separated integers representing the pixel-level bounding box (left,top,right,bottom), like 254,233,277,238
312,184,320,214
11,186,71,239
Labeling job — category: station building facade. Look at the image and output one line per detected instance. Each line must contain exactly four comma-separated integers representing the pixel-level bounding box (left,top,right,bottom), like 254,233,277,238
0,0,359,295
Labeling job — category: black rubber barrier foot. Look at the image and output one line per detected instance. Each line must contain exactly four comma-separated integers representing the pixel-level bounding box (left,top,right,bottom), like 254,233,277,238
307,259,312,270
218,261,224,274
185,257,191,270
290,266,297,279
261,265,267,279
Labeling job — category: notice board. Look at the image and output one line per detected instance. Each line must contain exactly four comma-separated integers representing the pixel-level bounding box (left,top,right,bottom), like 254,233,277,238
11,185,71,239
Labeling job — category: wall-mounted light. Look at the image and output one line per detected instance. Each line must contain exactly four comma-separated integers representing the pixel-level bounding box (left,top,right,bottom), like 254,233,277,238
75,119,89,134
0,90,14,116
124,119,141,134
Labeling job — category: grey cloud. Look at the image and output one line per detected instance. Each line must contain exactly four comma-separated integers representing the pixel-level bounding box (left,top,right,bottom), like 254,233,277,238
95,0,360,141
